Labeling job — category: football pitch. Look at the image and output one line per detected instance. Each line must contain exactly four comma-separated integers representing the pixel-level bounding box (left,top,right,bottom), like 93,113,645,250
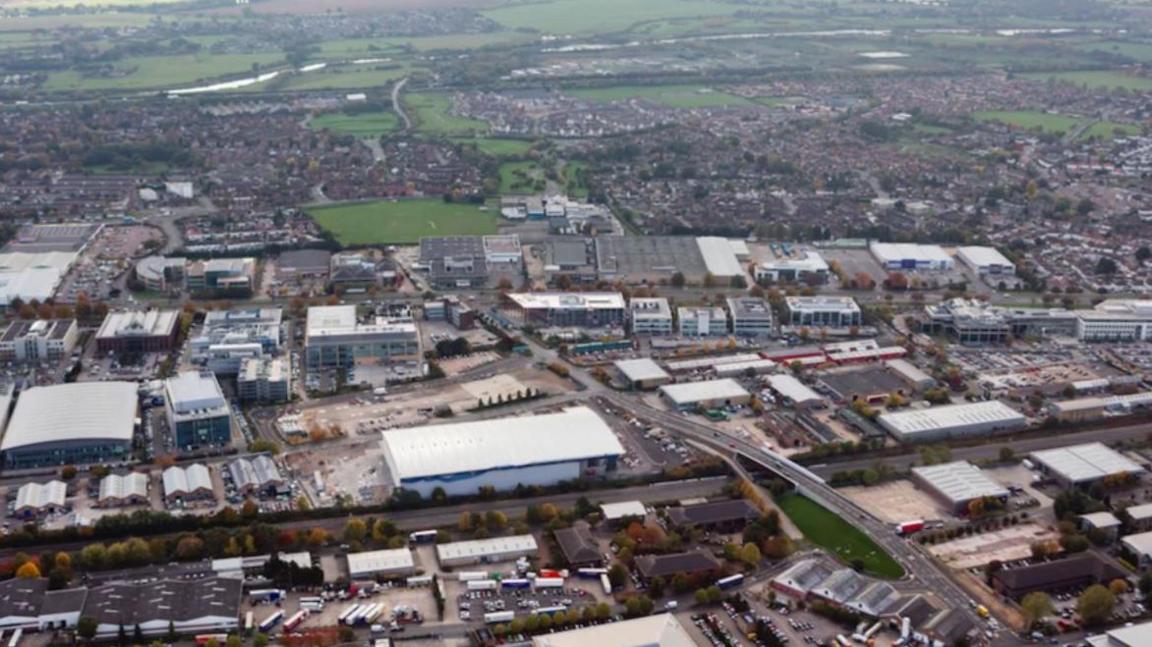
308,199,499,245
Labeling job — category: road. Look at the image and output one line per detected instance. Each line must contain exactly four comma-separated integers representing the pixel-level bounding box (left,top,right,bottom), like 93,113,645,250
807,420,1152,478
392,77,411,130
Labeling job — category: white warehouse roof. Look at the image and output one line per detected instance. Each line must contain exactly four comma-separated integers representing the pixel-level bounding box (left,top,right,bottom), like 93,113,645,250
1086,620,1152,647
878,401,1025,438
956,246,1014,269
1031,442,1146,485
436,535,538,564
659,379,750,406
533,613,695,647
911,461,1009,505
1,382,138,451
869,242,952,264
766,374,824,404
506,292,625,310
695,237,744,277
347,548,415,577
15,480,66,511
380,406,625,483
162,464,212,497
600,500,647,521
615,358,670,383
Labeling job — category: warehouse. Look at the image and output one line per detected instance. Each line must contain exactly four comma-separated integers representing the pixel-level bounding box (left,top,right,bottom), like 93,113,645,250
600,500,647,524
13,480,67,519
1084,620,1152,647
614,358,671,390
911,461,1009,514
869,242,953,271
1,382,138,469
878,401,1027,443
1048,392,1152,423
532,613,695,647
695,237,745,278
714,359,777,378
955,246,1015,275
97,472,149,507
1030,442,1146,488
95,309,180,354
82,577,242,638
346,548,416,579
162,464,214,504
659,379,751,410
885,359,936,391
436,535,538,567
595,236,708,285
665,353,761,373
229,455,284,494
380,406,624,497
766,374,825,408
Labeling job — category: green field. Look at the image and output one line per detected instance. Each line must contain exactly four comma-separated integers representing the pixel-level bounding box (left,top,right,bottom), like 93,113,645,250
563,161,590,199
567,84,754,108
1023,70,1152,91
972,110,1082,134
776,493,904,579
42,52,283,91
272,64,415,91
308,199,499,245
309,111,399,138
1081,121,1142,139
483,0,743,34
405,92,488,136
452,138,536,157
500,161,545,194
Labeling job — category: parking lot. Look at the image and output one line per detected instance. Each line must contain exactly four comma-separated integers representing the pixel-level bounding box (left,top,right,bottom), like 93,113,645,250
929,522,1058,570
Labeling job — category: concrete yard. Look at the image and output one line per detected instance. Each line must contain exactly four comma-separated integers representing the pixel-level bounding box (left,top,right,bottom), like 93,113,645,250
840,480,948,524
927,522,1057,570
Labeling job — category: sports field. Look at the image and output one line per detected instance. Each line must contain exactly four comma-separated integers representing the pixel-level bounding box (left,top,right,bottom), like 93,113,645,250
405,92,488,136
972,110,1081,135
308,199,499,245
483,0,742,34
776,493,905,579
567,84,754,108
452,138,535,157
309,111,399,138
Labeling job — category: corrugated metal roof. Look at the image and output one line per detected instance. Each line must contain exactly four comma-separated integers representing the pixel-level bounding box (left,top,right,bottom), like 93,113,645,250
1,382,137,450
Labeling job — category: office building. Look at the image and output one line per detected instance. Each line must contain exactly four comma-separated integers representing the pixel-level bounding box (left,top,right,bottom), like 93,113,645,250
629,298,674,336
95,310,180,354
785,296,862,328
189,307,282,374
0,319,78,362
727,297,774,336
135,256,187,291
677,307,728,337
1076,300,1152,342
420,236,488,289
506,292,626,328
185,258,256,295
754,249,830,284
237,357,291,403
165,372,233,450
304,305,420,370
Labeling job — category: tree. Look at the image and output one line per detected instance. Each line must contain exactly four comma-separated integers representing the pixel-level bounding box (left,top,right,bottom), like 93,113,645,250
175,535,205,560
1078,584,1116,626
670,272,686,288
1109,578,1129,595
343,518,368,543
998,447,1015,463
253,634,269,647
226,636,242,647
740,543,762,567
15,562,40,578
1095,257,1118,275
77,616,98,643
1019,592,1053,629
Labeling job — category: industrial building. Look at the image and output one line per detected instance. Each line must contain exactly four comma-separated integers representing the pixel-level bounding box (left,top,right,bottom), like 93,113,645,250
1,382,138,469
695,237,745,279
726,297,774,336
600,500,647,524
885,359,936,390
189,307,282,374
714,359,777,377
629,298,674,336
162,464,213,503
229,455,284,494
614,358,671,390
666,500,759,532
0,250,78,306
0,319,78,363
754,249,830,284
436,535,538,567
877,401,1027,443
553,521,601,567
97,472,150,507
766,374,825,408
1048,392,1152,423
992,553,1126,600
165,372,233,450
1087,620,1152,647
659,379,751,410
677,306,728,337
346,548,417,578
304,304,421,370
419,236,489,288
532,613,695,647
13,480,67,518
955,246,1015,275
635,550,721,582
82,577,242,638
1030,442,1146,488
0,577,87,631
95,310,180,354
595,236,708,284
276,249,332,281
506,292,626,328
910,461,1009,514
1076,300,1152,342
380,406,624,497
665,353,761,373
869,242,953,271
237,357,291,403
784,296,862,328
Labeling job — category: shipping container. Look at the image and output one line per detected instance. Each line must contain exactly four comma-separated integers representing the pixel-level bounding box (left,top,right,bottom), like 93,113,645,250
195,635,227,646
600,573,613,595
533,577,565,589
501,579,531,590
249,589,286,604
576,568,608,579
283,610,309,632
484,611,515,625
338,605,363,625
467,579,499,591
258,611,284,633
457,571,488,582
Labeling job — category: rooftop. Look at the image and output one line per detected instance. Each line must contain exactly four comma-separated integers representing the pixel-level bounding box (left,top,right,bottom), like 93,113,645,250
659,379,750,405
667,500,759,527
600,500,646,521
766,374,824,404
506,292,626,311
96,310,179,339
695,237,744,277
614,358,670,383
956,246,1014,269
785,295,861,312
435,535,538,563
878,401,1026,436
166,371,227,413
1,382,138,451
911,461,1009,505
380,406,625,482
635,550,721,579
346,548,415,576
532,613,695,647
1031,442,1146,484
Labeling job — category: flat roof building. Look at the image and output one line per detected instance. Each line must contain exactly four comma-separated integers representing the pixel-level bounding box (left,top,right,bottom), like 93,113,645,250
82,577,242,638
878,401,1027,443
165,372,232,451
635,550,721,581
346,549,416,578
1030,442,1146,488
677,306,728,337
992,553,1126,600
305,304,420,370
380,406,624,497
595,236,708,285
276,249,331,280
420,236,488,289
785,296,862,328
629,297,674,336
695,237,744,278
0,319,78,363
754,249,830,285
911,461,1010,513
1,382,138,469
600,500,646,523
185,257,256,295
95,310,180,354
766,374,825,408
614,358,671,390
533,613,695,647
666,500,759,531
727,297,774,337
1076,299,1152,343
659,379,751,410
436,535,538,568
1086,619,1152,647
506,292,626,328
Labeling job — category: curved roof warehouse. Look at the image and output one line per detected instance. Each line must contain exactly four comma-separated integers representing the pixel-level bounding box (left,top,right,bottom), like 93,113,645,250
1,382,139,469
379,406,625,497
